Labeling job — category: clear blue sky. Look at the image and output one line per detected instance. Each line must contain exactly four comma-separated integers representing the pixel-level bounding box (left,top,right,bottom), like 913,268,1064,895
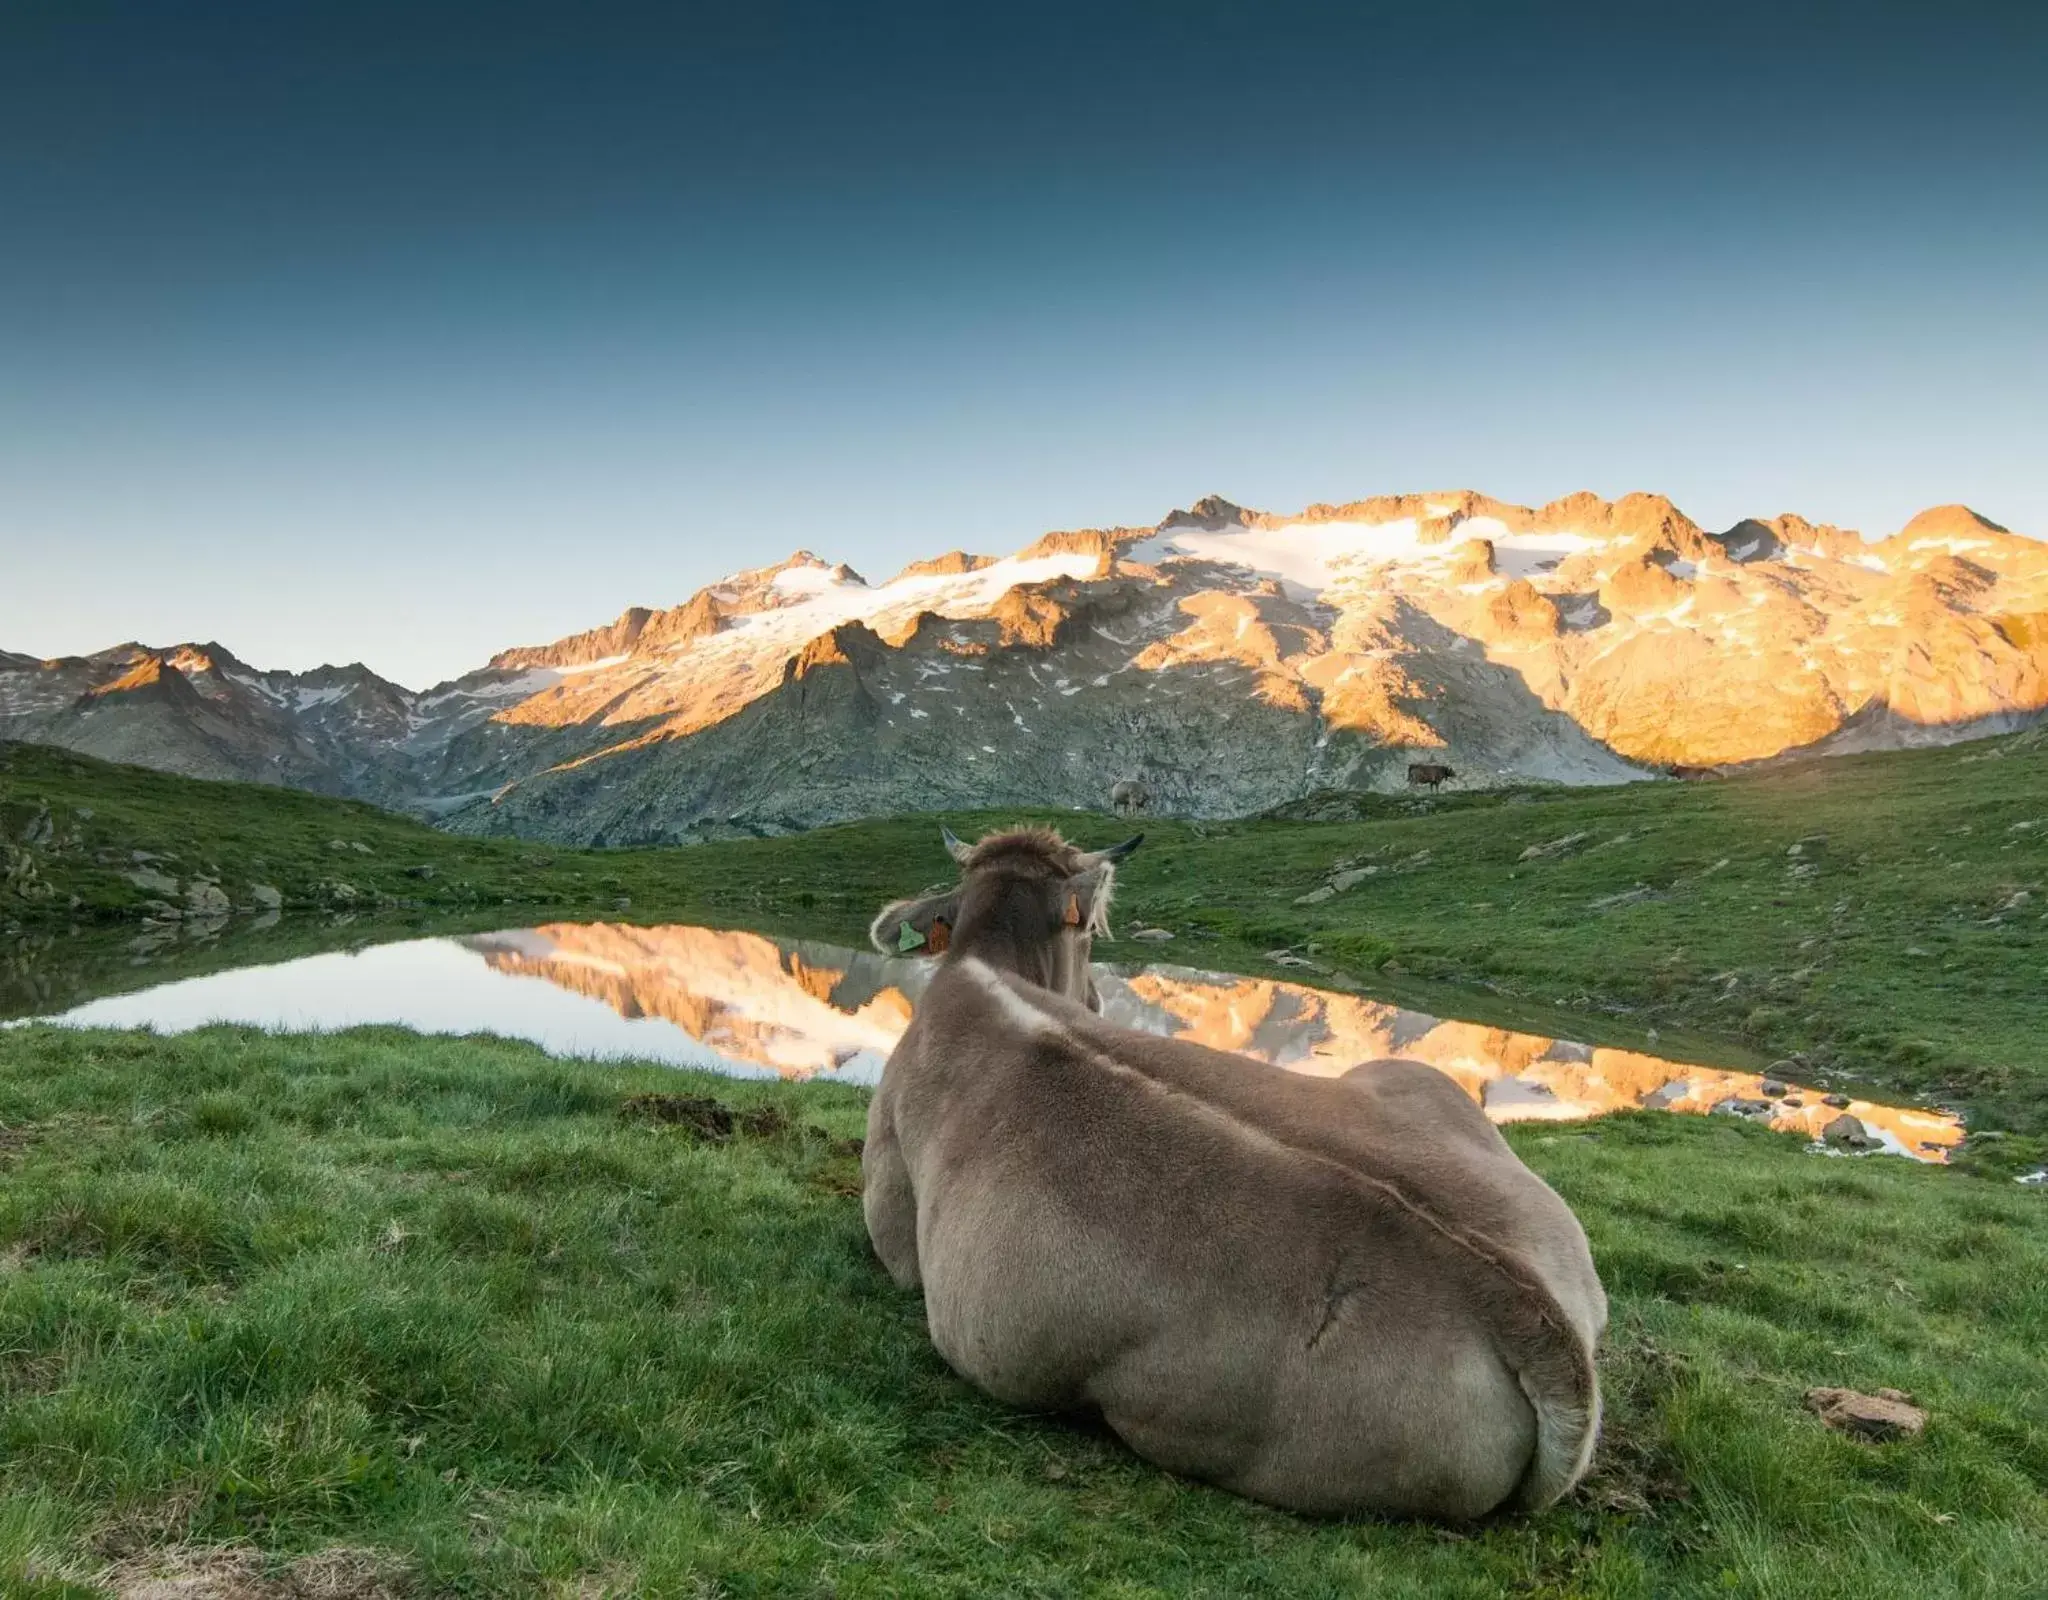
3,0,2043,689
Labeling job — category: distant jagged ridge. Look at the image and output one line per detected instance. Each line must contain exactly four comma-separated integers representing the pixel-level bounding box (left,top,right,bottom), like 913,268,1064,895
4,492,2042,843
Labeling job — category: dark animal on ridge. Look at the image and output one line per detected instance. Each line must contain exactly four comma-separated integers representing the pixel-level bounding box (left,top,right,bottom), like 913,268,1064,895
1407,762,1455,792
861,824,1607,1521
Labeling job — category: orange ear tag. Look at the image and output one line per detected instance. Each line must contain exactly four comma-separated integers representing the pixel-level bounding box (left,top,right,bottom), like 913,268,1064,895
1062,893,1083,927
927,916,952,953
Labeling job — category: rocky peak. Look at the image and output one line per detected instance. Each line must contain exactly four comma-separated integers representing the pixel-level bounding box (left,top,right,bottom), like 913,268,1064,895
1899,505,2010,542
491,606,655,671
80,653,202,706
889,549,997,581
1163,495,1254,532
785,620,891,681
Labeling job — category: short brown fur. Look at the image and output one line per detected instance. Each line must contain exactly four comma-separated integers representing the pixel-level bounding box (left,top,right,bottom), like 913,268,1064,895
863,827,1605,1520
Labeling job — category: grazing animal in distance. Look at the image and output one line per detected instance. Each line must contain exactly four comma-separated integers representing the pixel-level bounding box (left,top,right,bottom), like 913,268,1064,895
861,825,1607,1520
1665,763,1720,781
1109,777,1152,815
1407,762,1455,792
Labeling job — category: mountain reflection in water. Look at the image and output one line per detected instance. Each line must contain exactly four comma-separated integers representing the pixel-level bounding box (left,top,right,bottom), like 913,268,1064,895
32,921,1959,1161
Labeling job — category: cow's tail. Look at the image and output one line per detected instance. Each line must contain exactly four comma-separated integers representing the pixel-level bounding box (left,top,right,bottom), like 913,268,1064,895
1497,1279,1601,1514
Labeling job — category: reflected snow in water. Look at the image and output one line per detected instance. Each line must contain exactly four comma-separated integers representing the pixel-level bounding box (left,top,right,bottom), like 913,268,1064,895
24,921,1961,1160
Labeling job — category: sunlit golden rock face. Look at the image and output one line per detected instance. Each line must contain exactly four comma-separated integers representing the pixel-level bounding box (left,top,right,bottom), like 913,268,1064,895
1133,593,1325,713
476,924,1960,1161
1114,493,2048,774
456,491,2045,803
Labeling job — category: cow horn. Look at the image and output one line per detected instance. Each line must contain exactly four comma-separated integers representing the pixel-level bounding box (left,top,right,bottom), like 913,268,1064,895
1084,833,1144,866
941,826,973,864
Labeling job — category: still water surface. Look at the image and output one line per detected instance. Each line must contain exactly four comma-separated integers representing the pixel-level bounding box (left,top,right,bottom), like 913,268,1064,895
27,920,1961,1161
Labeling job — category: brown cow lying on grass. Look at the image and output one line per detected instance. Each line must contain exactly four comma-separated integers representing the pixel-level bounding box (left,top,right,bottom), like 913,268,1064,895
862,825,1607,1520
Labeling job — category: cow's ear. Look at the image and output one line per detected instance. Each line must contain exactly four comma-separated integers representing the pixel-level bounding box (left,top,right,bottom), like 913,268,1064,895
870,888,962,955
1062,863,1117,940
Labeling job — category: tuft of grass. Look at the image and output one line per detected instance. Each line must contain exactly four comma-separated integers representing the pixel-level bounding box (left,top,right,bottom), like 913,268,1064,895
2,1025,2044,1596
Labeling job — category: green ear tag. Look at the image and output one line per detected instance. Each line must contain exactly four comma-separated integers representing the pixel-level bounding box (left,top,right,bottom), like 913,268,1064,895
896,920,926,953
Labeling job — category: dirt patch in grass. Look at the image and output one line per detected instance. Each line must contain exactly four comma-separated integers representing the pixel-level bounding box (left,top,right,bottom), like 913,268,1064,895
620,1092,790,1142
1572,1333,1694,1518
101,1544,407,1600
0,1120,44,1164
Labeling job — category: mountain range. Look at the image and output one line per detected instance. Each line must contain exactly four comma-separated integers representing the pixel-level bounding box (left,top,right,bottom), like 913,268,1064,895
5,490,2044,843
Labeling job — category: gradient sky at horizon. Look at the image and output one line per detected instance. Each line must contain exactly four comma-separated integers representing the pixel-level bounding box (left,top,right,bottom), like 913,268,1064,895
4,0,2044,689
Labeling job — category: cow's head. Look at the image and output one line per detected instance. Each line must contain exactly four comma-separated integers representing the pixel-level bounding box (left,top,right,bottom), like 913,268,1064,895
869,826,1143,1009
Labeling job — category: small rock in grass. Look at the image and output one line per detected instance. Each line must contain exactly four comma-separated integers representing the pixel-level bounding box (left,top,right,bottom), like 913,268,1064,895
1804,1387,1926,1442
1129,927,1174,942
1519,831,1591,862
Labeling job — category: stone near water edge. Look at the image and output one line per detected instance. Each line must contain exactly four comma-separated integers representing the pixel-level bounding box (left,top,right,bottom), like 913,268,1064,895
1803,1387,1926,1442
249,884,283,910
1822,1112,1877,1150
124,867,180,897
1823,1093,1852,1108
1760,1080,1788,1098
185,881,231,917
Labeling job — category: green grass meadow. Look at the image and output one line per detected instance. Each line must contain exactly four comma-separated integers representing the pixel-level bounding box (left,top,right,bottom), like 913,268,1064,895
2,1028,2043,1598
2,736,2046,1594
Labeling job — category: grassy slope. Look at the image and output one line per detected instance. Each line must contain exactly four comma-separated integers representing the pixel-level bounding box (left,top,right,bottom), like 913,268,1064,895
5,735,2045,1134
2,1027,2043,1598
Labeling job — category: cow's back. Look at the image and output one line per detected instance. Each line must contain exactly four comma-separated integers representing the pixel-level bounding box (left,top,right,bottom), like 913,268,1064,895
872,959,1603,1516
